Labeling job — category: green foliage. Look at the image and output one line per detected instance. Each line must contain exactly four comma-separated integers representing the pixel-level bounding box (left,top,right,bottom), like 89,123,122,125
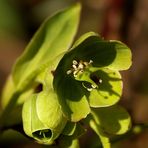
0,3,132,148
12,3,81,91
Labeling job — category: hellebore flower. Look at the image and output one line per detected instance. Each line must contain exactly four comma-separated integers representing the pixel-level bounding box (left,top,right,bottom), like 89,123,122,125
53,32,132,122
52,32,132,147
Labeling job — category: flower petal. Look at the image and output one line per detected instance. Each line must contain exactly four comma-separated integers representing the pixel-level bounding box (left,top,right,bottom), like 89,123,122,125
91,105,131,135
54,75,90,122
88,69,122,107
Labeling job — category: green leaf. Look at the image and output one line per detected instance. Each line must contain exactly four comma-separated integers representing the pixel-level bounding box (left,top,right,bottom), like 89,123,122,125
91,105,131,135
87,68,122,107
1,76,15,109
12,3,81,91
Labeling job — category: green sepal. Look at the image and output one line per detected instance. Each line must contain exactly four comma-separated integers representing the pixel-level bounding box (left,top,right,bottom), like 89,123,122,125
53,75,90,122
71,32,102,49
86,68,122,107
59,122,86,148
62,122,86,138
12,3,81,91
107,40,132,70
91,105,131,135
62,122,76,136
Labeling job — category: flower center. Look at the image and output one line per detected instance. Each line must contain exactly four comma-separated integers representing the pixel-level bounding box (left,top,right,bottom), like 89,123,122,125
66,59,93,77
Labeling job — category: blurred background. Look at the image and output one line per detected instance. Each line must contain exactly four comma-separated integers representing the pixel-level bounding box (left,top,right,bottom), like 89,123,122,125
0,0,148,147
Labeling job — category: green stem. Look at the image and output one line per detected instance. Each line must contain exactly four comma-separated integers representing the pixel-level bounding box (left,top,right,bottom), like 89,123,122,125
89,120,111,148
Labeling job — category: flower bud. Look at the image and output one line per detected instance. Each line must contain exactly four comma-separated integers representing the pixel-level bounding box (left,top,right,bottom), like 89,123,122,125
22,90,67,144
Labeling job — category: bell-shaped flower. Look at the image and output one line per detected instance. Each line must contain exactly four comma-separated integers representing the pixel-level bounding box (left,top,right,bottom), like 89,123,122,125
22,90,67,144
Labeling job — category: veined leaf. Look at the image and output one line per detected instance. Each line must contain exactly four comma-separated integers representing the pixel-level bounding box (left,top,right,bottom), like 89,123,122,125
12,3,81,91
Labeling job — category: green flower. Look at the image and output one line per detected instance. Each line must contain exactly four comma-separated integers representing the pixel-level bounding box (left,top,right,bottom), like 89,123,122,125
53,32,132,122
22,90,67,144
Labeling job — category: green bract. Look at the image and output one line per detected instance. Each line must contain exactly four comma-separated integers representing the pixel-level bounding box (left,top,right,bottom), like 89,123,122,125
0,3,132,148
12,3,81,91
